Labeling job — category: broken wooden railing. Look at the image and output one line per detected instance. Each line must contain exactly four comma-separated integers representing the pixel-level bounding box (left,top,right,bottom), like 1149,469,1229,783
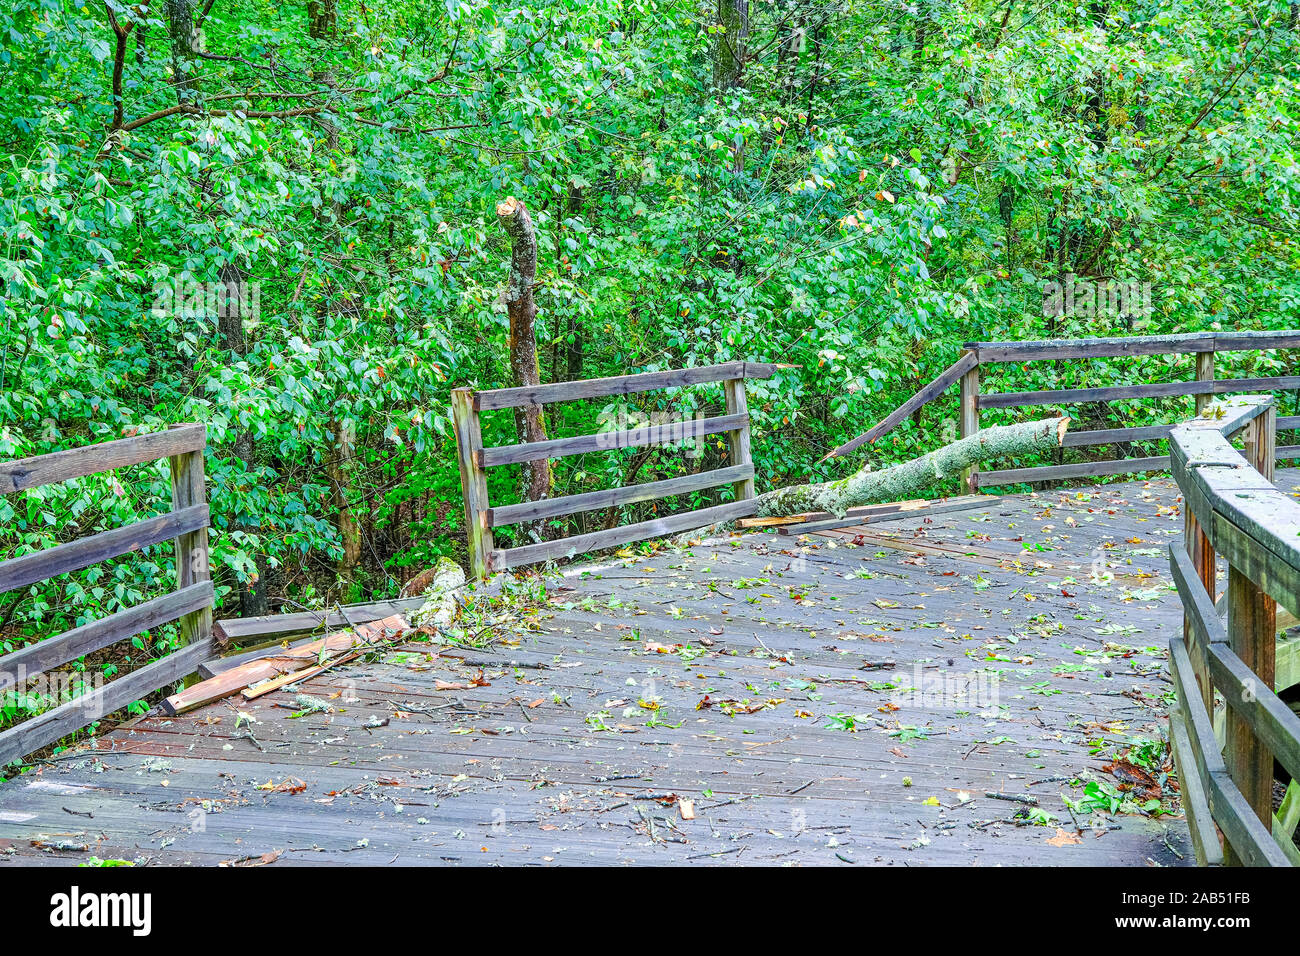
1166,395,1300,866
827,329,1300,492
0,425,215,766
452,361,778,577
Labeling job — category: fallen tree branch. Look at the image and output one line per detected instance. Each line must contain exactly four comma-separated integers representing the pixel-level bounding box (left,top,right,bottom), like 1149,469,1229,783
755,417,1070,518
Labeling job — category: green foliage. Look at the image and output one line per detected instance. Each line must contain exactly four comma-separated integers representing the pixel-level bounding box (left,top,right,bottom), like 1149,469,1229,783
1,0,1298,657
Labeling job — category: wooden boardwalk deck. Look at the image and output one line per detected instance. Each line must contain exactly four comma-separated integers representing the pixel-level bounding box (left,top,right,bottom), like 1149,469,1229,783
8,473,1289,867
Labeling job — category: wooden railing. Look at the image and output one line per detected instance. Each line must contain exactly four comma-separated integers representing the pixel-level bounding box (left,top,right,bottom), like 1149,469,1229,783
451,362,778,577
1167,395,1300,866
0,425,215,766
827,330,1300,491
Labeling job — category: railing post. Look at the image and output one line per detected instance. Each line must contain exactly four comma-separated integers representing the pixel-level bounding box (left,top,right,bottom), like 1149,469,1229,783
167,424,212,651
723,376,755,501
959,350,980,494
1223,403,1278,865
1195,350,1215,415
1224,565,1277,865
451,388,494,579
1183,507,1216,716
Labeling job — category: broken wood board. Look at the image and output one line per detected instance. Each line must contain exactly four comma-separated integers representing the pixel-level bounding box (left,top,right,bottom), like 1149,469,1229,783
161,614,408,715
771,494,999,535
241,650,361,700
212,597,426,646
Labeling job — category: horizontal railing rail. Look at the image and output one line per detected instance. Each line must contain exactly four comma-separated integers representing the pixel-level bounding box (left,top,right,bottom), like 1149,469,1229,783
0,425,215,767
453,362,780,577
1166,395,1300,866
826,329,1300,492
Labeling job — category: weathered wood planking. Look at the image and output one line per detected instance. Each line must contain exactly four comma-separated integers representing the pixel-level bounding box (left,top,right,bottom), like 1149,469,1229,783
478,412,748,468
1166,397,1298,866
1207,642,1300,784
978,375,1300,410
1167,705,1224,866
723,377,755,501
0,581,213,684
168,429,213,650
1062,424,1174,447
451,387,495,581
966,330,1300,363
487,464,753,527
976,456,1169,488
0,475,1205,867
473,361,778,411
0,640,212,767
488,497,758,571
0,504,209,596
0,424,206,495
1167,545,1225,658
162,614,408,715
212,597,427,647
775,494,997,535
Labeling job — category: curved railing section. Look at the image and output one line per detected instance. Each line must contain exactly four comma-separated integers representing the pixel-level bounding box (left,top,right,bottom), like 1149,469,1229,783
1168,395,1300,866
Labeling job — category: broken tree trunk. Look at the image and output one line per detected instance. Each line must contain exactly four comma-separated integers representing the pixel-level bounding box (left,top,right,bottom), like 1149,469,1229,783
756,417,1070,518
496,196,552,528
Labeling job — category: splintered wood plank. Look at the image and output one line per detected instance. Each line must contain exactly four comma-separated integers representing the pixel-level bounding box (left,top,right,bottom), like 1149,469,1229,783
160,614,408,715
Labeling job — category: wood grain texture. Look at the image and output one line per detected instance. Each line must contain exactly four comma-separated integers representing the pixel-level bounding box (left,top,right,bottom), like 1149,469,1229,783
451,388,494,580
0,639,213,767
489,498,759,570
1222,565,1276,863
975,456,1169,488
979,375,1300,410
777,494,998,535
0,505,209,596
723,378,755,501
1167,705,1225,866
474,362,778,411
1063,424,1173,447
966,329,1300,363
1168,544,1226,657
1207,642,1300,784
162,614,408,715
0,424,206,495
478,413,748,468
0,473,1204,867
0,582,213,685
168,432,212,649
212,597,427,646
487,464,753,527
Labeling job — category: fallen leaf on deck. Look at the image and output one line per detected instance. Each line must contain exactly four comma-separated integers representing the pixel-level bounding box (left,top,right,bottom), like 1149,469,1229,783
1046,828,1082,847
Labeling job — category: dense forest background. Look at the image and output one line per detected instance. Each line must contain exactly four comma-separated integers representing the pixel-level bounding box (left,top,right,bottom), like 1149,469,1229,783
2,0,1299,677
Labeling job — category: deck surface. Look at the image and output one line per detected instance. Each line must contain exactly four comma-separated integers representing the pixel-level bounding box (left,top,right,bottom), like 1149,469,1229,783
8,473,1291,867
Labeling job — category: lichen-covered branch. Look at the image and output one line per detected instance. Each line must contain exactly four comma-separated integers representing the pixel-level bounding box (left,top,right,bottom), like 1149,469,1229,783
496,196,552,523
755,417,1071,518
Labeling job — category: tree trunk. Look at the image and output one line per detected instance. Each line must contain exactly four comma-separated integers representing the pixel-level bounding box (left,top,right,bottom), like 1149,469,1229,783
496,197,553,525
712,0,748,92
308,0,337,38
163,0,200,104
756,417,1070,517
328,417,362,579
217,265,270,617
